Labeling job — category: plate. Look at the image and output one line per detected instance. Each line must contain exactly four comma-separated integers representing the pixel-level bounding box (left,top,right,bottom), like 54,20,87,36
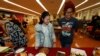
15,48,25,53
71,48,87,56
0,47,10,53
35,53,46,56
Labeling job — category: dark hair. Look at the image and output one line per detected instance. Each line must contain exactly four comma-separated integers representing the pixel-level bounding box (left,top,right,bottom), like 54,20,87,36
92,15,100,20
39,11,50,24
63,1,75,15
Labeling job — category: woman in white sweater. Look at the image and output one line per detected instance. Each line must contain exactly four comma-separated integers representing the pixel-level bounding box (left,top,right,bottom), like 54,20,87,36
35,11,56,48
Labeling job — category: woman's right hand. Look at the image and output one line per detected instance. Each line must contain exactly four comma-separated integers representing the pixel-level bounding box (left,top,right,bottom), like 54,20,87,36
53,42,56,48
35,46,39,50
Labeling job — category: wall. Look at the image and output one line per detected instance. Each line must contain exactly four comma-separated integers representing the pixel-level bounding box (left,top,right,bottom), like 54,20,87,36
76,7,100,20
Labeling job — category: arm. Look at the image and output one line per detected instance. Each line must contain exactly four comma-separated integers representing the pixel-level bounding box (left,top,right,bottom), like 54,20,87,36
35,24,42,32
3,22,11,41
35,32,40,49
51,24,56,43
74,19,79,32
35,24,41,49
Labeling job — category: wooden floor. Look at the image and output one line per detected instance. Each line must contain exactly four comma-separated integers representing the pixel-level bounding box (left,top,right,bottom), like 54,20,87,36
5,25,100,48
72,32,100,48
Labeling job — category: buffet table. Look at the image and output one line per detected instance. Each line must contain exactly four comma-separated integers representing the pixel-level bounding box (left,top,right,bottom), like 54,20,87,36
26,47,70,56
0,47,70,56
0,46,98,56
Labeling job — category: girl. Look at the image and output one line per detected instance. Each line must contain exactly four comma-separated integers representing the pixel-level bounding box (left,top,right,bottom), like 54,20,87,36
35,11,56,48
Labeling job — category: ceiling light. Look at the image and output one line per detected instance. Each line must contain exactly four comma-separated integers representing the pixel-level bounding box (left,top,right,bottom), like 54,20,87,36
36,0,48,11
75,0,88,8
76,2,100,12
4,0,41,15
57,0,66,15
0,7,33,15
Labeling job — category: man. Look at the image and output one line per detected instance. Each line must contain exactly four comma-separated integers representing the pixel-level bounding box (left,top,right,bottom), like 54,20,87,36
58,2,78,48
90,14,100,39
91,14,100,32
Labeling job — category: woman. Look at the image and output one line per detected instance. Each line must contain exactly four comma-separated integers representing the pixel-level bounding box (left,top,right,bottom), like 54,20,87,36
0,17,5,46
4,15,27,48
35,11,56,48
58,1,78,48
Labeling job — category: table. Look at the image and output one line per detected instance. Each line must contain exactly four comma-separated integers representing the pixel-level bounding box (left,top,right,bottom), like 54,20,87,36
0,47,95,56
26,47,70,56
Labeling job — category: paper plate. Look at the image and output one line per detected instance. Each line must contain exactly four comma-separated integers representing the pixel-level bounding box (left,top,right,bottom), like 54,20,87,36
35,53,46,56
15,48,25,53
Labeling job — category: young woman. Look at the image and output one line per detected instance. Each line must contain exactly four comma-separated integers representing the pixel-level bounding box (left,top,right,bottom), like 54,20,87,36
35,11,56,48
58,1,78,48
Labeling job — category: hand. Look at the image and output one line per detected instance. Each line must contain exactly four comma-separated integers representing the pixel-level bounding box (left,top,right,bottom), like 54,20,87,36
35,46,39,50
53,42,56,47
62,26,71,32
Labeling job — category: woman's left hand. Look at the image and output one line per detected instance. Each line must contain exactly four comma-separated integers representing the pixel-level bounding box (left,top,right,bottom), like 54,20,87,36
53,42,56,47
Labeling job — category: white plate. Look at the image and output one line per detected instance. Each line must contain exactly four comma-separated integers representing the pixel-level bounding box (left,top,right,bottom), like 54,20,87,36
0,47,9,52
15,48,25,53
35,53,46,56
71,48,87,56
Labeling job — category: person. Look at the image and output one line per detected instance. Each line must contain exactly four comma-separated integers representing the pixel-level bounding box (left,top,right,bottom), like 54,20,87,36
35,11,56,48
22,20,27,34
4,14,27,48
58,1,78,48
22,20,27,28
91,14,100,33
0,17,5,46
10,15,26,33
